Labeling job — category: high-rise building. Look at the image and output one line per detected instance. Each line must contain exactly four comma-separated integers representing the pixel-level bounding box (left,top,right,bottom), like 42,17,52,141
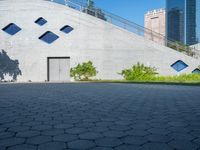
144,9,166,45
166,0,200,45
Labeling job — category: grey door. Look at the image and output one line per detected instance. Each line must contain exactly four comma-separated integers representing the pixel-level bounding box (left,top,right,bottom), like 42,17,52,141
48,57,70,82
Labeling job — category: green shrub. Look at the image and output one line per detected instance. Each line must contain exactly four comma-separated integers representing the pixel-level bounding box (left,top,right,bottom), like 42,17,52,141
155,74,200,82
120,62,158,81
70,61,97,81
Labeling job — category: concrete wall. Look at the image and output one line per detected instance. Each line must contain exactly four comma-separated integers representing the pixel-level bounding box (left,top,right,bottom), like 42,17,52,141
0,0,199,82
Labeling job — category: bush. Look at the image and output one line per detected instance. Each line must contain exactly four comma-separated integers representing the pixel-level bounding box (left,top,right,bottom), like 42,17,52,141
70,61,97,81
120,63,158,81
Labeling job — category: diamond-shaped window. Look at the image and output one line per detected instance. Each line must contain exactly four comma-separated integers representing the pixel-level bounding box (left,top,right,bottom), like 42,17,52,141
171,60,188,72
192,68,200,74
35,17,47,26
2,23,21,35
39,31,59,44
60,25,73,34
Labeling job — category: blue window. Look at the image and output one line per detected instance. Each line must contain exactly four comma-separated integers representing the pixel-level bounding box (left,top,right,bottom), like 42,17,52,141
60,25,73,34
39,31,59,44
2,23,21,35
171,60,188,72
35,17,47,26
192,68,200,74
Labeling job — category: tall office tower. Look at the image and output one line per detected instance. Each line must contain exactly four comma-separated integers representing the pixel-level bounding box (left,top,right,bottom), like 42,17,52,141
144,9,166,45
166,0,200,45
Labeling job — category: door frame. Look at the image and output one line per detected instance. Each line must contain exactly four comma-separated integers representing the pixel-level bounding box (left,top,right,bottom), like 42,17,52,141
47,57,70,81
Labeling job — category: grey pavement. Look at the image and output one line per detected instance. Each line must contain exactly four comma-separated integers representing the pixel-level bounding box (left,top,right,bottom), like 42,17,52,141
0,83,200,150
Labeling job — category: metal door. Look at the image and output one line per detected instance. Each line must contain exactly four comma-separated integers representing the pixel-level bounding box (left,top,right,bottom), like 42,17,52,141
48,57,70,82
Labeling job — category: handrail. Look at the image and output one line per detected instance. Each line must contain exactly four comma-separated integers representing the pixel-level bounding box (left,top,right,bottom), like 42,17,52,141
47,0,198,58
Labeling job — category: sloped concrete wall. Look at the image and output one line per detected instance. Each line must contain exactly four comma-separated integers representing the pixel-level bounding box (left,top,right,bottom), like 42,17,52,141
0,0,199,82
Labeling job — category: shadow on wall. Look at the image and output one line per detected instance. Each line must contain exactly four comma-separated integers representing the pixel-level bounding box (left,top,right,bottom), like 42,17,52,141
0,50,22,81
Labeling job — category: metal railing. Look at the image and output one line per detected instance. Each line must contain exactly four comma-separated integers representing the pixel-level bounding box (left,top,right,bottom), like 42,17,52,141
47,0,198,58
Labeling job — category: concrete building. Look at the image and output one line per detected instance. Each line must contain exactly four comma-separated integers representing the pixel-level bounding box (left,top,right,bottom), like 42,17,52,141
144,9,166,45
0,0,199,82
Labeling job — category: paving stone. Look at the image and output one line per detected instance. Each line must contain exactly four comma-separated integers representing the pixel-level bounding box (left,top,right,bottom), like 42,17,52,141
169,139,199,150
16,130,40,138
79,132,103,140
68,140,96,149
1,83,200,149
145,134,172,143
103,131,125,138
26,135,52,145
0,132,15,140
0,137,25,147
42,129,64,136
89,127,109,132
31,124,52,131
90,147,113,150
0,146,6,150
8,126,30,132
141,142,174,150
38,141,66,150
7,144,37,150
115,144,141,150
95,138,122,147
65,127,88,134
53,134,78,142
193,138,200,146
125,129,149,136
168,132,195,141
54,123,74,129
121,135,148,145
147,128,170,135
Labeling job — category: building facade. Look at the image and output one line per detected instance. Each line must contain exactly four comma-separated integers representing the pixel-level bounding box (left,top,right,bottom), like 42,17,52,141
0,0,199,82
144,9,166,45
166,0,200,45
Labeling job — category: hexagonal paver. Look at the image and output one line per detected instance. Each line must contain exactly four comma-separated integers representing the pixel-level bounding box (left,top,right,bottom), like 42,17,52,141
0,137,25,147
147,128,170,135
145,134,172,143
141,142,174,150
31,124,52,131
38,142,66,150
65,127,88,134
1,83,200,150
169,140,199,150
125,129,149,136
103,131,125,138
8,126,30,132
54,123,74,129
95,138,122,147
121,136,148,145
53,134,78,142
0,132,15,140
79,132,103,140
16,130,40,138
115,144,141,150
90,147,113,150
7,144,37,150
68,140,95,149
26,135,52,145
42,129,64,136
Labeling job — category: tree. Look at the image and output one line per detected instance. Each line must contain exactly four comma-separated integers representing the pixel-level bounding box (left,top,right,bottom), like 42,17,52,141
0,50,22,81
70,61,97,81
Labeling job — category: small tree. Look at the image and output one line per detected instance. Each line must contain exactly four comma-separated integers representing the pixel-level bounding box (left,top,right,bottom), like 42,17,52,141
120,62,157,81
70,61,97,81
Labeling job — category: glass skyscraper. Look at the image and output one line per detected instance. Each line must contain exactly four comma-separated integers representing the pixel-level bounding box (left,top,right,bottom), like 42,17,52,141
166,0,200,45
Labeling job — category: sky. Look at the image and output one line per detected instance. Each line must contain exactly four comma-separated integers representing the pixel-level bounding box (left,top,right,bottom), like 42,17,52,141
56,0,165,26
93,0,166,26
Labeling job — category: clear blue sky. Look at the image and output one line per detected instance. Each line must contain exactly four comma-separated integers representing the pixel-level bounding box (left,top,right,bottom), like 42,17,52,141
94,0,165,26
56,0,165,26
